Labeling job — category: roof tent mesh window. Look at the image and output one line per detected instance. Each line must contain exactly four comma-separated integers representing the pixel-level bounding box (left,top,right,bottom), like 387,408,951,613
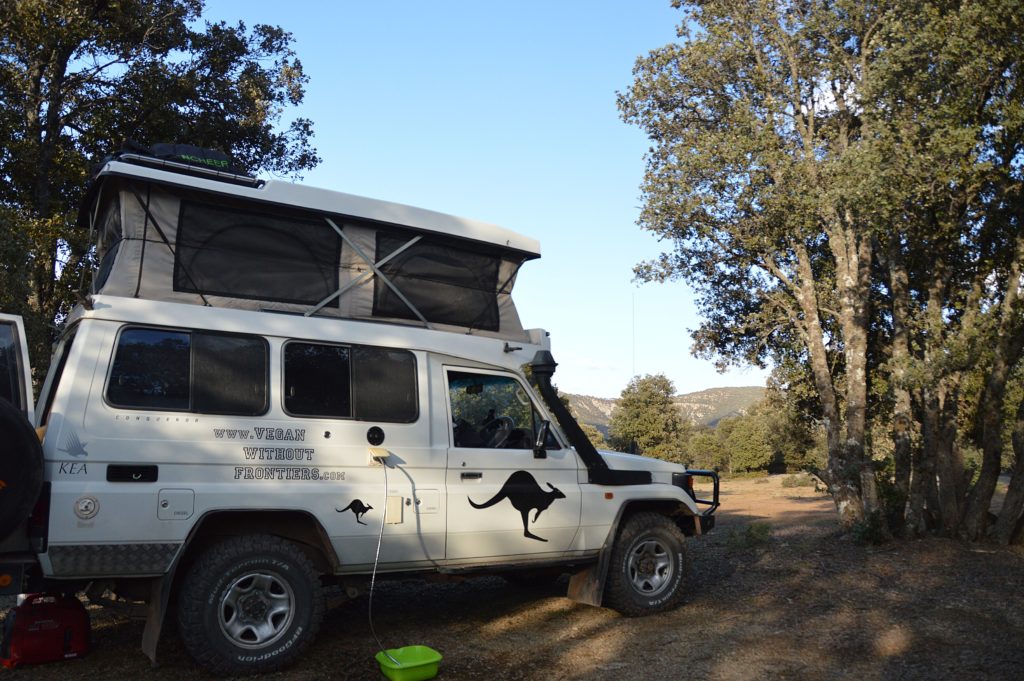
175,201,340,305
92,194,122,292
372,234,501,330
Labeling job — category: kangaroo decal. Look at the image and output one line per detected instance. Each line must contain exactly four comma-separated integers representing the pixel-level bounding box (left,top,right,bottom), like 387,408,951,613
468,470,566,542
336,499,374,525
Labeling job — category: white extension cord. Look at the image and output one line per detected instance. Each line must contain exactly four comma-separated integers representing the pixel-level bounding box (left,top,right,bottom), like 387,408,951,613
367,455,400,666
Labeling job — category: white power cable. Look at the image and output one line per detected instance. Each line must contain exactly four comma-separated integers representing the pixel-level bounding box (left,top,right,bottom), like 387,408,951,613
368,456,400,666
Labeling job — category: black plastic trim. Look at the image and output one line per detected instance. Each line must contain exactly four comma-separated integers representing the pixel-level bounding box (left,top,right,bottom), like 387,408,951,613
107,465,159,483
531,351,652,487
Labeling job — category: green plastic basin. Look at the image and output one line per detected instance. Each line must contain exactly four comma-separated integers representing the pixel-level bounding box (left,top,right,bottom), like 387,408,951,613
375,645,442,681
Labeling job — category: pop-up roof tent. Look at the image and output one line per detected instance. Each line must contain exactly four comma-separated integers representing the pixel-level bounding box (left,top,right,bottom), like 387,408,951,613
80,147,540,342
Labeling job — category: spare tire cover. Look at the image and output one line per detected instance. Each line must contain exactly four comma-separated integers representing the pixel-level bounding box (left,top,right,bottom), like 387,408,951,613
0,398,43,540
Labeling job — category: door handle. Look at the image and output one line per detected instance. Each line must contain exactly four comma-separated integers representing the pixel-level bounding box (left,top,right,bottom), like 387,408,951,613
461,472,483,480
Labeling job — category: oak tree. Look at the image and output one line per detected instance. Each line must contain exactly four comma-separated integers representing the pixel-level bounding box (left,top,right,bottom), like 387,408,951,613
0,0,319,372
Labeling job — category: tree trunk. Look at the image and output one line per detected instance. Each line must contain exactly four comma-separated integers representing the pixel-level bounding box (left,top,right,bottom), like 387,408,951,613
832,218,876,524
995,400,1024,544
793,242,863,526
906,389,941,536
923,389,963,535
885,241,914,533
905,434,930,536
962,240,1024,540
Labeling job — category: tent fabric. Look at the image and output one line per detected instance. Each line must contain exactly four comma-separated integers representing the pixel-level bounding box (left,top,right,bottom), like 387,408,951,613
175,200,341,306
373,234,501,331
91,178,532,341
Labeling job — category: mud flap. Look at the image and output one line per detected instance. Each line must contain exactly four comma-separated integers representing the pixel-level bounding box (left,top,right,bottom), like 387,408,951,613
141,576,168,666
567,546,611,607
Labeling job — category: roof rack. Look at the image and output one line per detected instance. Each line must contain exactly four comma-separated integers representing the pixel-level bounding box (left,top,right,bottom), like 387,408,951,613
116,152,264,189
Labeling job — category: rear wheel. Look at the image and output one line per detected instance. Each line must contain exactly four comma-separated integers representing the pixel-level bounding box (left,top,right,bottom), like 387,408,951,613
604,512,688,616
176,534,324,675
0,398,43,540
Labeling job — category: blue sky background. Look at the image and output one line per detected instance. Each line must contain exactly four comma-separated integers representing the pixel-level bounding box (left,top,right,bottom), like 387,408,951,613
204,1,770,398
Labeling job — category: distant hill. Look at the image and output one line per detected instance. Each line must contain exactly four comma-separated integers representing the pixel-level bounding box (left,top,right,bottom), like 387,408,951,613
566,386,766,436
673,386,767,426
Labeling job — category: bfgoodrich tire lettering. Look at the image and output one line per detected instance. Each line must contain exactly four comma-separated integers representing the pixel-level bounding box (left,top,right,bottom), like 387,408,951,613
604,512,689,617
177,534,324,675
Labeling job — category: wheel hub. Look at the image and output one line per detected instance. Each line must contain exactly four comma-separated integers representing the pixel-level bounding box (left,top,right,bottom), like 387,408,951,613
239,592,269,620
627,538,674,596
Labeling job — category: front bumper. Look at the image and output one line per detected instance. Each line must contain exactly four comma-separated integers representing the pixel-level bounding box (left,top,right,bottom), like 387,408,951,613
673,469,720,533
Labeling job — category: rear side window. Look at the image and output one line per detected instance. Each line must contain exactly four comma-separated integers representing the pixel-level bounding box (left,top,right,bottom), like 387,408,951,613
107,327,267,415
0,322,28,413
283,343,351,418
352,346,417,422
40,328,77,426
284,342,417,422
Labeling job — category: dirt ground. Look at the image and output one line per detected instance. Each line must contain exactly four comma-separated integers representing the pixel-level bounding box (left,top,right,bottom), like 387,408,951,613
4,475,1023,681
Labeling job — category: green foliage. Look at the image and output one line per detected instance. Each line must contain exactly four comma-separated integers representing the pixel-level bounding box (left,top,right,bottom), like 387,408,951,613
0,0,319,373
579,421,608,450
722,414,773,473
680,383,825,474
620,0,1024,534
608,373,689,461
684,430,728,471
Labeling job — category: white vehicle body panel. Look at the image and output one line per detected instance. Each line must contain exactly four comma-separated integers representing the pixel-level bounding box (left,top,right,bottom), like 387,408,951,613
29,293,700,580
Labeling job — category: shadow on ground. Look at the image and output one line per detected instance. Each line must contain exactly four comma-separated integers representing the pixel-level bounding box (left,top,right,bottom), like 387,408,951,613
5,476,1023,681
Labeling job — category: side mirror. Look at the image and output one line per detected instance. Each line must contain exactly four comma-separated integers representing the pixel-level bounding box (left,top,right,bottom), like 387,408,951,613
534,420,550,459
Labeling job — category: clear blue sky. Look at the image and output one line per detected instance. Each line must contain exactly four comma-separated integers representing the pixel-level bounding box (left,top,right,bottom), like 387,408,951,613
205,1,769,398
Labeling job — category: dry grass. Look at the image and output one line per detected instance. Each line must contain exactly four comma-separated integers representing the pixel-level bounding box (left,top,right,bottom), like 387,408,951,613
5,475,1023,680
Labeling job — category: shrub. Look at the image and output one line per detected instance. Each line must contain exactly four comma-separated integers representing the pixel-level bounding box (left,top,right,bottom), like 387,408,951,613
781,474,816,488
727,522,772,550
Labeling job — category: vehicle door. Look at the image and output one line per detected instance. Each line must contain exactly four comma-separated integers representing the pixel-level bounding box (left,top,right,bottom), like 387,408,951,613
444,367,581,560
0,313,34,421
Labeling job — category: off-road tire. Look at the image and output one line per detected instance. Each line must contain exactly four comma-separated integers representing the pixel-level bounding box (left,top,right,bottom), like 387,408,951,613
604,512,689,617
176,534,324,675
0,398,43,540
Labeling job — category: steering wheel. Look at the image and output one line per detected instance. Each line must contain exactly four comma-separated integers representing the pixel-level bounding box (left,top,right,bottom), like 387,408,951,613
481,416,514,448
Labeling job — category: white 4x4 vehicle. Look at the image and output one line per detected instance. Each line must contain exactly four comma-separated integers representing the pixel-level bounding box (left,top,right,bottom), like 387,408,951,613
0,146,718,675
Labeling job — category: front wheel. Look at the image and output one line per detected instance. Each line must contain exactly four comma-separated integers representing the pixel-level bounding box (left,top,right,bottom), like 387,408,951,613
604,512,688,616
176,534,324,675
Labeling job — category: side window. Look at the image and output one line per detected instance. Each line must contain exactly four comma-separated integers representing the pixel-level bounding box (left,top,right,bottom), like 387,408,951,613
352,346,417,422
40,328,77,426
106,327,268,415
0,322,28,413
448,371,547,449
284,342,417,423
193,333,268,415
284,342,351,418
